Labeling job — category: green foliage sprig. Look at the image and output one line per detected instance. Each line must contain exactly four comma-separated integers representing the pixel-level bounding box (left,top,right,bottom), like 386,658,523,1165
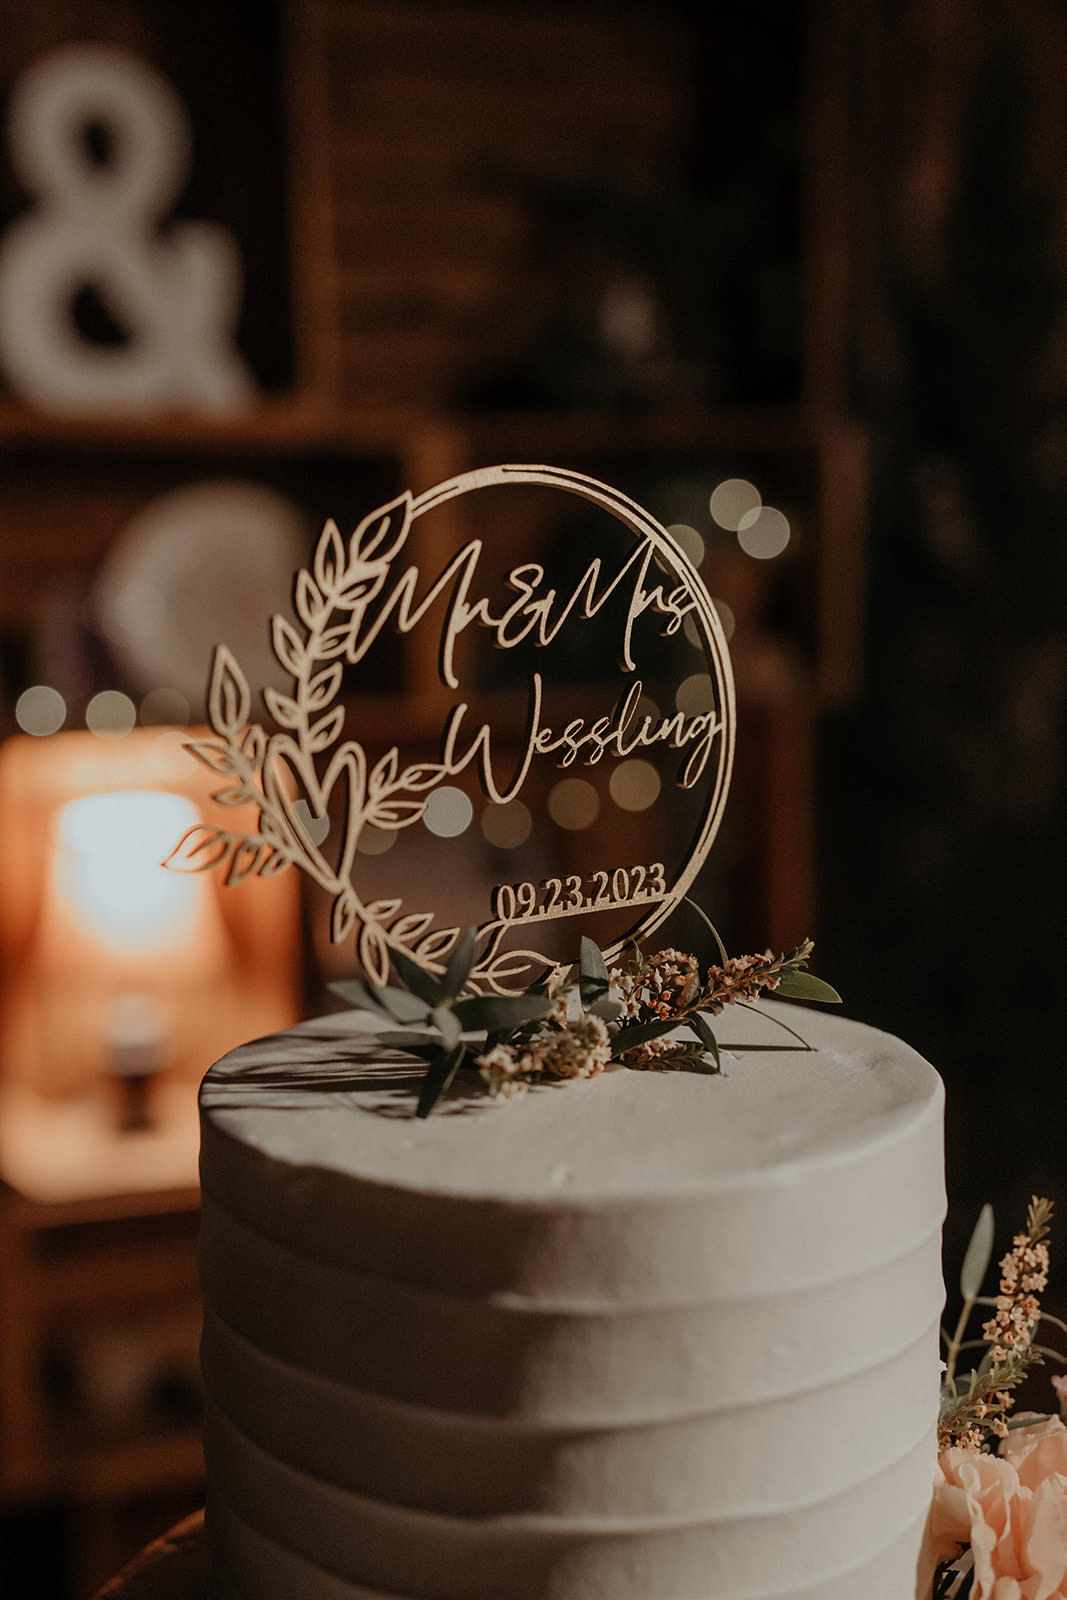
607,934,839,1072
331,913,840,1117
331,928,554,1117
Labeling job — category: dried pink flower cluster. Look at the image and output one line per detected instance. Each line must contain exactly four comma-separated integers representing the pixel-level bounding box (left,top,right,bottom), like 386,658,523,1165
983,1231,1051,1365
545,971,573,1027
468,933,831,1102
475,1045,530,1100
536,1016,612,1080
475,1013,611,1098
931,1196,1067,1597
703,950,785,1014
940,1200,1055,1454
960,1397,1013,1448
609,948,700,1021
611,944,803,1026
620,1035,685,1071
641,949,702,1017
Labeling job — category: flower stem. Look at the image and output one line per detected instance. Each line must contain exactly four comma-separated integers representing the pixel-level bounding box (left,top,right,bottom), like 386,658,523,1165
944,1294,976,1386
682,896,729,964
736,999,814,1051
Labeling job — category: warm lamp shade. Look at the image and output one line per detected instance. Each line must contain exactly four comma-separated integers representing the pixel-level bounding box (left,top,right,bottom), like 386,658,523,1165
0,729,301,1108
43,790,225,974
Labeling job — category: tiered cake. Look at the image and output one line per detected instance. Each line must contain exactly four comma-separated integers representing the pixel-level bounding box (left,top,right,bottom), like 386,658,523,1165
198,1001,945,1600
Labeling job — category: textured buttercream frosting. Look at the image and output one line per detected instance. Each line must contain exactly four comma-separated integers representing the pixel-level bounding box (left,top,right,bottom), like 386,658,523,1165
199,1002,945,1599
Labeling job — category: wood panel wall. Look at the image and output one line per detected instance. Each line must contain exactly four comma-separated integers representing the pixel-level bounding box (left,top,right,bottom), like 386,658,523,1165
291,0,686,407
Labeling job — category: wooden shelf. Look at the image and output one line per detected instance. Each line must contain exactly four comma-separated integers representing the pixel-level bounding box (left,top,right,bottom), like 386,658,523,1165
0,1175,202,1505
0,396,836,458
0,396,411,456
442,406,819,459
6,1184,200,1232
57,1429,204,1504
36,1238,199,1314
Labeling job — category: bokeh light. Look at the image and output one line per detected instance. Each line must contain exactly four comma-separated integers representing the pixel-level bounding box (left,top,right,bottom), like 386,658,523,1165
683,597,736,649
737,506,791,560
710,478,761,532
15,684,66,737
609,759,661,812
140,687,192,726
358,824,396,855
547,778,600,831
481,800,533,849
676,674,716,715
714,598,737,641
666,523,706,568
424,786,473,838
86,690,137,740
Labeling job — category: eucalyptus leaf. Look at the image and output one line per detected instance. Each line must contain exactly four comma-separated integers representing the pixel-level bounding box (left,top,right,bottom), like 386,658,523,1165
774,971,842,1004
440,926,477,1003
580,935,609,984
415,1044,466,1118
453,993,552,1033
390,945,443,1007
374,986,432,1023
579,936,610,1004
612,1016,680,1053
328,978,394,1018
688,1010,721,1070
591,997,624,1022
960,1204,995,1304
674,1052,722,1075
431,1005,462,1050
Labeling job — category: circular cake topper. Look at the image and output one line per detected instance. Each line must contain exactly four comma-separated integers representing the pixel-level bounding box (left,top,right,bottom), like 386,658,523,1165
168,464,735,994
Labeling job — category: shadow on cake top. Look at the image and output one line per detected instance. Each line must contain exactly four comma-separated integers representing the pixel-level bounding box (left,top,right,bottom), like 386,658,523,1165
202,1033,568,1120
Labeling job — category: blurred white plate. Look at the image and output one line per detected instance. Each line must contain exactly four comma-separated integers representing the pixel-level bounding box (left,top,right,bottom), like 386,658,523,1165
93,478,309,711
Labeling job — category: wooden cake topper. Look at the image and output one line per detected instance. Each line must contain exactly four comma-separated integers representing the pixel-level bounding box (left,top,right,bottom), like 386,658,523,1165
167,464,736,994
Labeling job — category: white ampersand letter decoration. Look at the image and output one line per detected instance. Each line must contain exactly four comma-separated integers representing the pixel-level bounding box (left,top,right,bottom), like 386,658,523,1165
0,44,254,413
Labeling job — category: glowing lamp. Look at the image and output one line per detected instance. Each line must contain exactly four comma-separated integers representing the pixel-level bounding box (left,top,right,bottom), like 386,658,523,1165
49,791,218,963
0,730,300,1201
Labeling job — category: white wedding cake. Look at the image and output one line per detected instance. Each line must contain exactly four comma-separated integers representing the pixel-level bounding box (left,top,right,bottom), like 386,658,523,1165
198,1000,945,1600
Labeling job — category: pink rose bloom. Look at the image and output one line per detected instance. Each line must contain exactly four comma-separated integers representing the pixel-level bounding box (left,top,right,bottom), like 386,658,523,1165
1052,1376,1067,1420
920,1419,1067,1598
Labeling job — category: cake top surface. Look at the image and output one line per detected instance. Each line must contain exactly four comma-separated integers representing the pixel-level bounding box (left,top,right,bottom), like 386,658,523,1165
201,1002,942,1205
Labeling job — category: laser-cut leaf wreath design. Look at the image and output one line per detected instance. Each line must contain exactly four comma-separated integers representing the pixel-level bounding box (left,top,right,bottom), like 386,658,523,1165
165,494,552,992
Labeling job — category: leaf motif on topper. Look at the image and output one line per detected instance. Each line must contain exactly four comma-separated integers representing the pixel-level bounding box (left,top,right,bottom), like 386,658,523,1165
165,465,737,997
